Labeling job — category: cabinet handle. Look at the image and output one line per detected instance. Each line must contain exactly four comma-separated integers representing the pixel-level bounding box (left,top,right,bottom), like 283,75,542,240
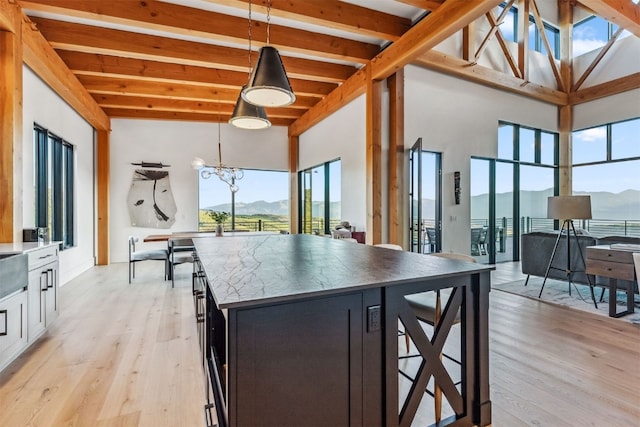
39,253,53,260
47,269,54,288
41,271,48,292
0,309,7,336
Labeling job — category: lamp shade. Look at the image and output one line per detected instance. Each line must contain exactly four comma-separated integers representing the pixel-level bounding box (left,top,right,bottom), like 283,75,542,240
229,90,271,130
547,195,592,220
242,46,295,107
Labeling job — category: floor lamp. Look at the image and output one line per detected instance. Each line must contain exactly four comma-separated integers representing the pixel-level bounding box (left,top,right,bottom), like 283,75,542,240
540,195,598,308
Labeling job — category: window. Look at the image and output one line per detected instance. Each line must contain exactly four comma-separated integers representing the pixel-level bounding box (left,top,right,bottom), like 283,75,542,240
198,168,289,232
496,3,560,59
299,159,341,235
34,125,75,249
573,15,632,57
498,121,558,165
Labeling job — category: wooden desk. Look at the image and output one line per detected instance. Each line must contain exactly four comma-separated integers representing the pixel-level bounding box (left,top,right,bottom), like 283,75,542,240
586,244,639,318
194,234,494,427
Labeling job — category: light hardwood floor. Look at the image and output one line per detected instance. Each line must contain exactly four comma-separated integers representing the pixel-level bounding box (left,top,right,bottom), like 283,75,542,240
1,261,638,426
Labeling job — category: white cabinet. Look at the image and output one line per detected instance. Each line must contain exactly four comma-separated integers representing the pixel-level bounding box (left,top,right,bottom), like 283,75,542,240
27,245,59,342
0,290,28,370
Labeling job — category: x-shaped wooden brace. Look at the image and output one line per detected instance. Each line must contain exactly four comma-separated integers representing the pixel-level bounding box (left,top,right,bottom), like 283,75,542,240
397,286,464,426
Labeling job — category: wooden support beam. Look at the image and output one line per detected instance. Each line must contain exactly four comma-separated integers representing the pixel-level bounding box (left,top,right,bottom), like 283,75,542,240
558,105,572,196
415,51,568,105
394,0,444,11
0,0,19,32
578,0,640,38
288,135,299,234
559,0,573,96
387,70,404,247
517,0,530,81
366,69,382,245
102,108,294,126
570,72,640,104
572,27,624,92
484,8,522,79
370,0,504,81
474,1,514,61
0,26,21,243
96,129,109,265
288,67,367,136
530,0,565,91
22,18,109,130
462,23,474,62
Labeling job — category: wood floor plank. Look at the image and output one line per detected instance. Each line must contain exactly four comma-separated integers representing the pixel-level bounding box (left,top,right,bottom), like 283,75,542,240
0,261,638,426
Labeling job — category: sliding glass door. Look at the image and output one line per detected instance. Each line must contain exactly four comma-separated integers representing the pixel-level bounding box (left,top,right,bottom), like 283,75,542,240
409,138,442,253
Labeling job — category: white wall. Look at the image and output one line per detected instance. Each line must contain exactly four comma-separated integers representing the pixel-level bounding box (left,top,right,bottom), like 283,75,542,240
109,119,288,262
404,65,558,255
298,95,369,232
22,66,96,284
573,88,640,130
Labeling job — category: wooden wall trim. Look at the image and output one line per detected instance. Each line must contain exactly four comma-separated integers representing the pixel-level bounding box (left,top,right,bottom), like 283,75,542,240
288,135,299,234
366,70,382,245
387,70,404,247
96,129,110,265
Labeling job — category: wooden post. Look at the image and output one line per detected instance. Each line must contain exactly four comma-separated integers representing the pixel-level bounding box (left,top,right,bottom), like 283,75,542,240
387,70,404,247
96,129,110,264
288,134,299,234
0,4,22,242
559,0,573,196
366,68,382,245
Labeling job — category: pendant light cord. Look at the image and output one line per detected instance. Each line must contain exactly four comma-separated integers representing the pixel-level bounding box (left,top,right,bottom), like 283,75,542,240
247,0,252,80
266,0,271,45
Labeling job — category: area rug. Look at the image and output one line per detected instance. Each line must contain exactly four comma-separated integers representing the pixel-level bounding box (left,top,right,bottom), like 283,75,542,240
493,276,640,325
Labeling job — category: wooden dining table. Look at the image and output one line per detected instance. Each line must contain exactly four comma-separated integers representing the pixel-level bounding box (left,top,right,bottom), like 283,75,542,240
143,230,277,242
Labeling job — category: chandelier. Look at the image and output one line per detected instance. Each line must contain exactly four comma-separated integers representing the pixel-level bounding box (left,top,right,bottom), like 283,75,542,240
191,122,243,193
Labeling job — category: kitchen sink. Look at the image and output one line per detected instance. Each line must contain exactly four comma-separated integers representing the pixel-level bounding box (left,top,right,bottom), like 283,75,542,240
0,253,28,299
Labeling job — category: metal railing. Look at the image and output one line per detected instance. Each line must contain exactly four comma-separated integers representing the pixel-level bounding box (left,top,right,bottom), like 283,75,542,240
199,219,290,232
471,217,640,237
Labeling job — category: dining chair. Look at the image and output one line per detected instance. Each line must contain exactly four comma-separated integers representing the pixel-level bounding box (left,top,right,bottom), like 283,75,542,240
128,235,168,284
404,252,476,424
168,238,195,288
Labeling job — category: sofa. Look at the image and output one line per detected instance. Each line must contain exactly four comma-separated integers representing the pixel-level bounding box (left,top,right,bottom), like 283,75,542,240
521,232,639,293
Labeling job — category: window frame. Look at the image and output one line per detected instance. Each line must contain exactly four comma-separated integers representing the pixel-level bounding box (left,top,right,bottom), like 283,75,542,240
298,158,341,235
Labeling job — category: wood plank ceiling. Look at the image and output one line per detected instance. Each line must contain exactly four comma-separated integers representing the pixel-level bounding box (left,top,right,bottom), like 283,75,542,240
16,0,640,130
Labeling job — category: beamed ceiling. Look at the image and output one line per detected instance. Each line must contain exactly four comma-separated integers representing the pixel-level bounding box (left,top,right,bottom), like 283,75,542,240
15,0,640,134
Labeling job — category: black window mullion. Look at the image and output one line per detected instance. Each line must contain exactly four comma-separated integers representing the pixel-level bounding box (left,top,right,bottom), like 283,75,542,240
64,143,74,247
324,162,330,235
35,128,48,228
534,130,541,164
51,138,64,242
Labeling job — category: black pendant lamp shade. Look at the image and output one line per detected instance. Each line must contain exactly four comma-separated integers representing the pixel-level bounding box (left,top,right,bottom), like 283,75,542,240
242,46,296,107
229,87,271,130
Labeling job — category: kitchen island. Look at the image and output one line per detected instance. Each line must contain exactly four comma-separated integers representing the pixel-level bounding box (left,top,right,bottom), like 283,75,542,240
193,234,493,427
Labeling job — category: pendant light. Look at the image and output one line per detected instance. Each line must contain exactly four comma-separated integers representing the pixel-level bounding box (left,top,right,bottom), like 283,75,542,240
230,0,271,129
241,0,295,108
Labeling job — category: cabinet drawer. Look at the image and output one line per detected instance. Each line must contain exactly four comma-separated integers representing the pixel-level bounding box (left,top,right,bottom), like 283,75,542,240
28,246,58,270
586,247,634,263
586,258,635,281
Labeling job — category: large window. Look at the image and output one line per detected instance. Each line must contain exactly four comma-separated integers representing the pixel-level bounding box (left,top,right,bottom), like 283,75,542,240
572,118,640,236
496,3,560,59
299,159,341,235
573,15,632,57
198,168,289,232
34,125,75,249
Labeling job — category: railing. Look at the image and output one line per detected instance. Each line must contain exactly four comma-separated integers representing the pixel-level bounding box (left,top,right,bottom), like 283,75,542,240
472,217,640,237
199,219,290,232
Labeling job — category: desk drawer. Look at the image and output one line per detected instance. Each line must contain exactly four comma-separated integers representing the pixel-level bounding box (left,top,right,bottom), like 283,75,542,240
586,259,635,281
586,248,634,263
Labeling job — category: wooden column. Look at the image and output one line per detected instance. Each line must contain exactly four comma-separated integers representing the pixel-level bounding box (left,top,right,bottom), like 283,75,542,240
96,129,110,264
387,70,404,247
288,134,299,234
366,68,382,245
0,3,22,243
558,0,573,196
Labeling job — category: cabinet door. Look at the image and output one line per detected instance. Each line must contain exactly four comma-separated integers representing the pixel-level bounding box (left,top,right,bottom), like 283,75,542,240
28,268,47,341
44,265,59,325
0,291,28,370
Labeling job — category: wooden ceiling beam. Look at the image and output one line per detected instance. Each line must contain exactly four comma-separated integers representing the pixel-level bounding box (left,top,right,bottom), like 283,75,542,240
57,50,337,98
415,50,568,105
288,66,367,136
210,0,411,41
371,0,504,80
20,0,379,63
578,0,640,37
92,94,303,119
0,0,19,32
103,108,294,126
393,0,444,11
569,72,640,104
21,17,109,130
79,75,320,109
30,17,356,83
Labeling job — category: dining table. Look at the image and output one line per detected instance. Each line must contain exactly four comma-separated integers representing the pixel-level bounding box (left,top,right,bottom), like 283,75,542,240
143,230,277,242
